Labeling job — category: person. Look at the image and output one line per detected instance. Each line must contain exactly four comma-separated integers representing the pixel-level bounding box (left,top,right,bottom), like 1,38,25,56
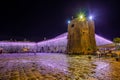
0,48,3,54
96,50,101,58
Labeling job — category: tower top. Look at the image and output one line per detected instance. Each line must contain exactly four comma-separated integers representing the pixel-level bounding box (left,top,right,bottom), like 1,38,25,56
69,12,94,23
67,14,96,54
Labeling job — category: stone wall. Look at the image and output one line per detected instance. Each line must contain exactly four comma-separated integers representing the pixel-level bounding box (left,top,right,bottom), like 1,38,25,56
67,18,96,54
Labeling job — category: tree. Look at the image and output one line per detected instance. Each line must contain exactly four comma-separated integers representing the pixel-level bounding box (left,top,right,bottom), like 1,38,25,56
113,37,120,50
113,37,120,43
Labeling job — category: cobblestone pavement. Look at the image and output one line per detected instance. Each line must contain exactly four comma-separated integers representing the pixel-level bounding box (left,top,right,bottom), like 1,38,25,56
0,53,120,80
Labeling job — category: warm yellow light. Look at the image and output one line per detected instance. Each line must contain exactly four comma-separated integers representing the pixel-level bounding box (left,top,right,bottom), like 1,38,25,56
80,15,83,19
78,13,86,21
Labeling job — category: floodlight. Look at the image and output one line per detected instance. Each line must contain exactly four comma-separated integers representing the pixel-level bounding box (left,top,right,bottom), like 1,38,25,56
89,16,93,20
68,20,70,24
80,15,83,19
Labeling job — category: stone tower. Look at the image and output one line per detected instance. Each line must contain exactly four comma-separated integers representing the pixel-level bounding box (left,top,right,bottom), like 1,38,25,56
67,18,96,54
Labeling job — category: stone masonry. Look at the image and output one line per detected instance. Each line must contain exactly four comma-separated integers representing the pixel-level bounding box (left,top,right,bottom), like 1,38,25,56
67,18,96,54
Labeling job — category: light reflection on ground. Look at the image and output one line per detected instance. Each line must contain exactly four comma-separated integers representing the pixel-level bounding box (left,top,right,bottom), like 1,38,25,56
0,53,120,80
96,62,109,70
93,60,111,80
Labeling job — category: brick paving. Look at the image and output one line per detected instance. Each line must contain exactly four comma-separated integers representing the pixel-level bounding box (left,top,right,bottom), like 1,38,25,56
0,53,120,80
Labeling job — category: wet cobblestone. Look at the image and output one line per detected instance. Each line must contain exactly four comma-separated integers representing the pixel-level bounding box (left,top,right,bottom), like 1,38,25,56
0,53,120,80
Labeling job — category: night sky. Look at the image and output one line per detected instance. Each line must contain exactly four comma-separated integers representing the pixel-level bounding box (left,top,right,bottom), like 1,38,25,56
0,0,120,42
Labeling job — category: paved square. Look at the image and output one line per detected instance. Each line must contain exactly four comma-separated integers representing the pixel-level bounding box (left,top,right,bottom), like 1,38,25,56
0,53,120,80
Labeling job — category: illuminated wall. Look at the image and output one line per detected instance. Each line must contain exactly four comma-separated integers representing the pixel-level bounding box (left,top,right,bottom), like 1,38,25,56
0,33,112,53
67,18,96,54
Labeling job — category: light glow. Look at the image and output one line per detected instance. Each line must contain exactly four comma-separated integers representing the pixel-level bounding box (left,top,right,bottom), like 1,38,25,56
80,15,83,19
68,20,70,24
0,33,112,53
89,16,93,20
78,13,86,21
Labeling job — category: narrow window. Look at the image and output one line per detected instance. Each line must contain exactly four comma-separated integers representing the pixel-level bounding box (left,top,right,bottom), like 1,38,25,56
71,24,74,28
